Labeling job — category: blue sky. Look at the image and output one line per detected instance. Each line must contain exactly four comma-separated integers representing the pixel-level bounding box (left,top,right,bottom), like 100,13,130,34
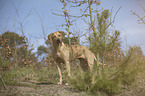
0,0,145,55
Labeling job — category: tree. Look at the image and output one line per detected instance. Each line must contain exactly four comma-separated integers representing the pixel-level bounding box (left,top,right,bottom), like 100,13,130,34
0,32,26,60
128,45,144,58
37,45,49,56
89,9,123,67
52,0,74,45
16,45,37,67
0,32,26,48
52,0,122,67
0,31,37,68
59,0,101,46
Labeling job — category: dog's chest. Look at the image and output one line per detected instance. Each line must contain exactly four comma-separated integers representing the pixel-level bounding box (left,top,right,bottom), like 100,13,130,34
53,44,69,63
56,45,69,57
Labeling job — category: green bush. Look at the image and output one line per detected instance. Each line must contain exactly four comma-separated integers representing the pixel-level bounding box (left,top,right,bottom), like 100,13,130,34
1,66,59,86
36,67,58,83
69,67,122,95
0,57,11,69
69,71,92,91
115,46,145,85
2,67,37,85
69,46,145,95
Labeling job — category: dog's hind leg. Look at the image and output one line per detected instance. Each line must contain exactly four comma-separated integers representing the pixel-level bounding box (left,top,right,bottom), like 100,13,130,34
78,58,89,71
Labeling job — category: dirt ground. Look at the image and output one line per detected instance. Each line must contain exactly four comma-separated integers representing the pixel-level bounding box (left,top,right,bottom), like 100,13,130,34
0,79,144,96
0,81,89,96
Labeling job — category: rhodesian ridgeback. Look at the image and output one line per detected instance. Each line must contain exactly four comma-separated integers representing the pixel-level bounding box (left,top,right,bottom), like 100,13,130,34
48,31,97,84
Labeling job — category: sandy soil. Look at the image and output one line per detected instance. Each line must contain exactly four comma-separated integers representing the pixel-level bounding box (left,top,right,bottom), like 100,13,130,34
0,79,144,96
0,81,88,96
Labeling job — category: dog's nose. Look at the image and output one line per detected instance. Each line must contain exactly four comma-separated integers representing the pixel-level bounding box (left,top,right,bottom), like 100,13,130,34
56,38,60,43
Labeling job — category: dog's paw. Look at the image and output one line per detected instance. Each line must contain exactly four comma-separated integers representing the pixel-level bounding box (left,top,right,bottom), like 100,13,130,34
57,82,62,85
65,83,68,86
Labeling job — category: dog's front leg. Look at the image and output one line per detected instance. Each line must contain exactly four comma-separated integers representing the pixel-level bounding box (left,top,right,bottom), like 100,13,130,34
56,64,62,84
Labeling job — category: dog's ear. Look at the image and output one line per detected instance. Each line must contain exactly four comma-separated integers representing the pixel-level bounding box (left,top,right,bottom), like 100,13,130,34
58,31,65,38
48,33,53,43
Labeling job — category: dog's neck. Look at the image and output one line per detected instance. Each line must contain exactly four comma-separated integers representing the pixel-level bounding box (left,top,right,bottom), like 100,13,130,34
52,42,64,52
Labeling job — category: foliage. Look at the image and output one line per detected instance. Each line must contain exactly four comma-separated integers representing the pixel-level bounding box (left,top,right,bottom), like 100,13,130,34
69,45,145,95
53,0,122,67
37,45,49,56
1,67,58,86
0,31,26,60
16,46,37,66
0,31,26,48
0,1,144,96
2,67,36,85
114,46,145,85
89,9,123,66
0,31,37,68
69,67,122,94
37,67,58,83
69,71,92,91
0,56,11,69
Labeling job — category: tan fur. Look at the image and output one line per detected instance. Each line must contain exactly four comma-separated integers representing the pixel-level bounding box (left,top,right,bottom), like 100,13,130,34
48,31,97,84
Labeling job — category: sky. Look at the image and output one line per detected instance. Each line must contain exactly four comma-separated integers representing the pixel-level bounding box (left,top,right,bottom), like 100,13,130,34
0,0,145,55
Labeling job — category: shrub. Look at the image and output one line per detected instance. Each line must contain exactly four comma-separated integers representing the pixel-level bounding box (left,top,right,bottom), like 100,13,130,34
2,67,36,85
0,57,11,69
1,66,59,86
36,67,58,83
69,67,122,95
69,71,92,91
69,46,145,95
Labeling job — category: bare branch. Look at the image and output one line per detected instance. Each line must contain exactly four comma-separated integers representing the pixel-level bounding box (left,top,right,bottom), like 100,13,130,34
106,7,122,30
69,0,87,7
10,0,31,36
131,11,145,24
51,9,90,18
83,6,89,13
51,9,65,16
37,12,46,41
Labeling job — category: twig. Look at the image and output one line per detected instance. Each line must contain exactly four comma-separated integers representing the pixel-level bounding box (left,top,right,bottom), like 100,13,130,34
0,74,7,90
106,7,122,30
131,11,145,24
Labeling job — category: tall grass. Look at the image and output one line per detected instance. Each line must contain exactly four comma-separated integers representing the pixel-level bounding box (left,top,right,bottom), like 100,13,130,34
69,46,145,95
1,66,58,86
1,67,37,85
69,67,122,95
36,67,58,83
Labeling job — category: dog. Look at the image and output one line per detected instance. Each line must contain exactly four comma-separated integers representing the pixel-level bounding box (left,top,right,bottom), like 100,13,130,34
48,31,97,84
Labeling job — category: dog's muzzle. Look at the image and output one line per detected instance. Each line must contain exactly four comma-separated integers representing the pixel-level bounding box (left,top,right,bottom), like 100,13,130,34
56,38,61,43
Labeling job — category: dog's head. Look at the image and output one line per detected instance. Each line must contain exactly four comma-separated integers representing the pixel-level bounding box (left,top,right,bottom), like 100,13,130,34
48,31,65,45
